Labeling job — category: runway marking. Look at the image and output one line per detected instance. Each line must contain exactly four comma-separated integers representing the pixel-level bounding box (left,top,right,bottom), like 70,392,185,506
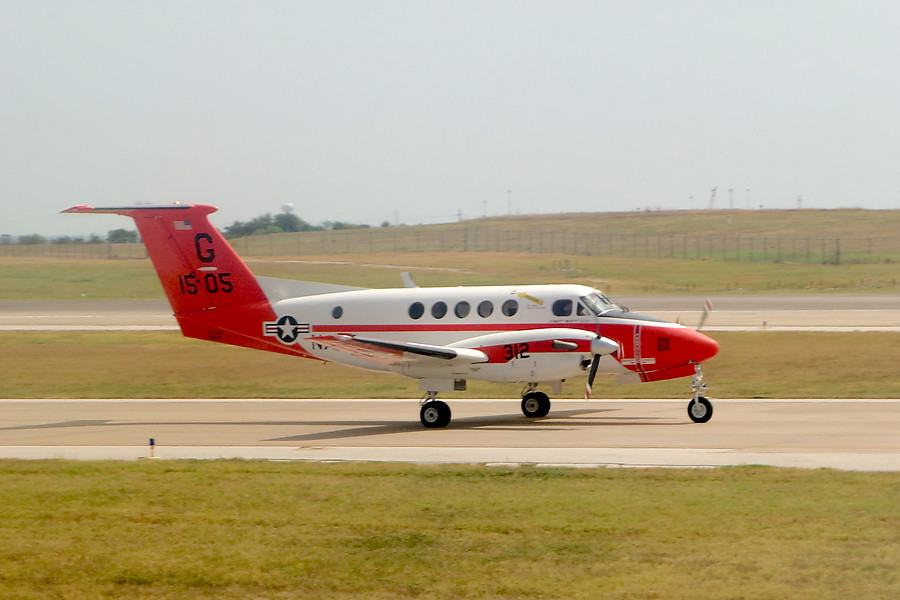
0,445,896,471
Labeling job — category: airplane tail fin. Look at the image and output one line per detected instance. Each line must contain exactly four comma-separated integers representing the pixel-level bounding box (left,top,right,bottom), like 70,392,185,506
62,204,313,358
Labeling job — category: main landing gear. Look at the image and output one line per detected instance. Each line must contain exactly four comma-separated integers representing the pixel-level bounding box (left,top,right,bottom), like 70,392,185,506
420,393,451,429
419,386,554,428
521,385,551,418
687,363,713,423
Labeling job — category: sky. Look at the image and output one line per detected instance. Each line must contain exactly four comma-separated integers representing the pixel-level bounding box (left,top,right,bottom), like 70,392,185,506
2,0,900,237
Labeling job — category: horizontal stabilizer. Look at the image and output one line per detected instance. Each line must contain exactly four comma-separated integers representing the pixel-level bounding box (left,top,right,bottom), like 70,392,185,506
256,276,365,303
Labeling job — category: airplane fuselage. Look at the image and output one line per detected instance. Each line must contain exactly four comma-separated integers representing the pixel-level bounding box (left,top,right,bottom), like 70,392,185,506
264,284,716,390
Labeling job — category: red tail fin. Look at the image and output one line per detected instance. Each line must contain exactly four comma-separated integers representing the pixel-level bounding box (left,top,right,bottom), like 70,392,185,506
63,204,314,358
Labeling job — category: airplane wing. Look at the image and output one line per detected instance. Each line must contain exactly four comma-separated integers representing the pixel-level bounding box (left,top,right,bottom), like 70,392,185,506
309,334,489,366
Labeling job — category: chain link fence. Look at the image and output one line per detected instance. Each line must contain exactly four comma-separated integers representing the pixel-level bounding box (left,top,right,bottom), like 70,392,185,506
3,230,898,264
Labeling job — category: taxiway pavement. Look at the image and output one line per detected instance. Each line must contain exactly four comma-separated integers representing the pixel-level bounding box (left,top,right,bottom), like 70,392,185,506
1,295,898,331
2,399,898,471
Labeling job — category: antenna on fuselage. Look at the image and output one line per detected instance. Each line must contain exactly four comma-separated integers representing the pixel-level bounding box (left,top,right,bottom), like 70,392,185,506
401,272,418,288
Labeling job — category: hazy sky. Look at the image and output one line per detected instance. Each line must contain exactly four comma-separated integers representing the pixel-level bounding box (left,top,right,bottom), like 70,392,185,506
3,1,900,237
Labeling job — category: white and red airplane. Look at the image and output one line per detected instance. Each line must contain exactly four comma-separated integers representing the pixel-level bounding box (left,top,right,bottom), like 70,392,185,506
64,204,719,428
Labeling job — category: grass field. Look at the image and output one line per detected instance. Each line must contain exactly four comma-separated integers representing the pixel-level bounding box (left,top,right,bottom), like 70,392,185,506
2,330,898,399
2,253,899,302
2,226,899,598
0,460,898,600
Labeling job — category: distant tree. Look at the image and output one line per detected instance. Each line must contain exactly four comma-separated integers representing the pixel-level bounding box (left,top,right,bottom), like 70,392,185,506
107,228,138,243
53,236,83,244
18,234,46,244
273,212,302,232
223,212,356,238
326,221,370,230
380,220,391,228
86,234,104,244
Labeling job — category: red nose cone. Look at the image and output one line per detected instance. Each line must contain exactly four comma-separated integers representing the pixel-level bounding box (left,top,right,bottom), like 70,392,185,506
686,328,719,363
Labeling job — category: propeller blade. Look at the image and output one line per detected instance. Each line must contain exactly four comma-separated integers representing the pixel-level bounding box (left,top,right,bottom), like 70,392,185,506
585,354,601,400
697,298,712,331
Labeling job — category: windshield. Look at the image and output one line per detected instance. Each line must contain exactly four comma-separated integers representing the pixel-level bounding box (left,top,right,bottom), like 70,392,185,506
579,291,625,315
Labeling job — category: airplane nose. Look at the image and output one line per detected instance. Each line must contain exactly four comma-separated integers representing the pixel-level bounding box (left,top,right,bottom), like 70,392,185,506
685,328,719,363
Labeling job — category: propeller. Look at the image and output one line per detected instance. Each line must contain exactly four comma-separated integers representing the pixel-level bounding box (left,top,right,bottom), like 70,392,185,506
697,298,713,332
585,336,618,400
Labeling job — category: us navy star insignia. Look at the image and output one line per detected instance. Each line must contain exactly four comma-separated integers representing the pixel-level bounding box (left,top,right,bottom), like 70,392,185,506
263,315,310,344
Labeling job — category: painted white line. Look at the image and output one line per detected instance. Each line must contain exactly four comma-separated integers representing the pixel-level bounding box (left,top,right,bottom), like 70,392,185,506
0,445,896,471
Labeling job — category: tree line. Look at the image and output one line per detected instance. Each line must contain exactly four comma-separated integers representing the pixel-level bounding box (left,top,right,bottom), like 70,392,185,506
222,212,378,238
7,212,380,245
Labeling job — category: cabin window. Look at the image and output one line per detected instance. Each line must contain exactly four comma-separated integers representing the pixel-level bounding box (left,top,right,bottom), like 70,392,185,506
501,299,518,317
332,306,343,319
552,299,573,317
454,301,471,318
431,301,448,319
477,300,494,318
408,302,425,320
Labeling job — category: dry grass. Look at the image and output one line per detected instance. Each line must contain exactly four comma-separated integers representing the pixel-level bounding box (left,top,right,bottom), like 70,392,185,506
1,253,899,302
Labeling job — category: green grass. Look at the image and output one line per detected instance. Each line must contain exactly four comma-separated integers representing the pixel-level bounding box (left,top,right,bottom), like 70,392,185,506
2,331,898,399
0,461,898,599
2,254,899,302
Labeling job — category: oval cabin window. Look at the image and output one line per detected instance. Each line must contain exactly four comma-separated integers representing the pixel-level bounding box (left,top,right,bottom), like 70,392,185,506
408,302,425,319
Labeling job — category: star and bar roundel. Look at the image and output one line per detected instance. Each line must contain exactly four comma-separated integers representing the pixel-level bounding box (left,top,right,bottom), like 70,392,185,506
263,315,311,344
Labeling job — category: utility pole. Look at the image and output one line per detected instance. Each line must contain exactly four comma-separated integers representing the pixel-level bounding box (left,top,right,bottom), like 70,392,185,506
708,187,717,210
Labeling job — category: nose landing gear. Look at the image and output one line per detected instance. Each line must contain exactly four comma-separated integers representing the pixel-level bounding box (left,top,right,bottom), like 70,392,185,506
687,363,713,423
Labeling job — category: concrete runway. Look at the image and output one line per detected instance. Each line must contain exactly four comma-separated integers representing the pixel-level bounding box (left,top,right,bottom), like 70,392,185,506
1,294,898,331
2,295,898,470
2,399,899,471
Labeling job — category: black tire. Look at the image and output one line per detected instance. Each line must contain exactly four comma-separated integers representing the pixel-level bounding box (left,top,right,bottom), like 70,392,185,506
521,391,551,418
687,396,713,423
420,400,451,428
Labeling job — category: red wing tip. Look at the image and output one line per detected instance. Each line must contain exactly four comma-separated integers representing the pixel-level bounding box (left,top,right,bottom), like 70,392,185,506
61,205,94,213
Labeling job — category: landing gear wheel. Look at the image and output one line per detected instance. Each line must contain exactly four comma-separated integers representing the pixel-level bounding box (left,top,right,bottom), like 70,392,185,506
521,391,551,418
420,400,451,428
687,396,713,423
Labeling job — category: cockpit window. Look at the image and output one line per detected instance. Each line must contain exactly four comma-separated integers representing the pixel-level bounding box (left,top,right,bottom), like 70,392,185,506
579,291,622,315
552,299,573,317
